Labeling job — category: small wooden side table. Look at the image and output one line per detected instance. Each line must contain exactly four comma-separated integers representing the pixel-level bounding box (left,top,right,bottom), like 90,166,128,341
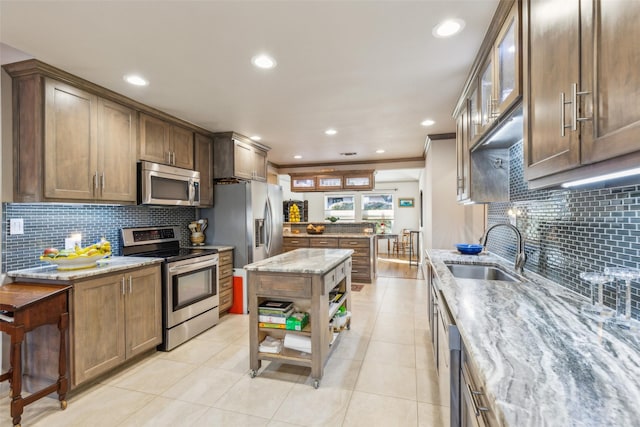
0,283,71,427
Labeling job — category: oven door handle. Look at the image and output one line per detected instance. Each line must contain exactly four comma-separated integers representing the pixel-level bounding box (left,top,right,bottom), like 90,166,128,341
168,259,217,274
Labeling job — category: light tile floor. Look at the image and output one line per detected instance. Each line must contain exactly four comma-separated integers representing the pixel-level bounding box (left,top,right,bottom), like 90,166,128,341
0,276,450,426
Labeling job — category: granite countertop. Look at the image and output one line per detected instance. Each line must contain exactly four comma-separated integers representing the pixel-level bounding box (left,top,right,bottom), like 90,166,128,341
427,249,640,427
244,248,354,274
6,256,163,282
283,232,374,239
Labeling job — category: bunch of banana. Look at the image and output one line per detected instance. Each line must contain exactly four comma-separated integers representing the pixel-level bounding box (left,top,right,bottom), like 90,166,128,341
40,238,112,260
289,204,301,222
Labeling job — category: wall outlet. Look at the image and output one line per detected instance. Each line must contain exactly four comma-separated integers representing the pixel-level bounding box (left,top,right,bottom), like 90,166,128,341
10,218,24,235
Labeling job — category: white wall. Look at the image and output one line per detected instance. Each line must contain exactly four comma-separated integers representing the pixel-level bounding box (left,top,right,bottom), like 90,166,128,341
424,138,485,250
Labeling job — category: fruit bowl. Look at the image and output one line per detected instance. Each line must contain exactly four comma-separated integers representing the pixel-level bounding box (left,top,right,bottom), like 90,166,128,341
40,253,111,270
455,244,483,255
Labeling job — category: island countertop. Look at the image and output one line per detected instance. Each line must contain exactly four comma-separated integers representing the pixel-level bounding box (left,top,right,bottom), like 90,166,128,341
427,249,640,427
244,248,353,274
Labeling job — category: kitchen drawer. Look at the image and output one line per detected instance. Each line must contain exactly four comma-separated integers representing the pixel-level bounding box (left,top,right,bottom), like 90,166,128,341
323,261,347,294
352,256,370,268
283,237,310,248
254,274,312,298
219,275,233,293
351,270,371,283
219,262,233,280
349,247,370,258
339,238,370,249
219,250,233,266
310,238,339,248
219,289,232,312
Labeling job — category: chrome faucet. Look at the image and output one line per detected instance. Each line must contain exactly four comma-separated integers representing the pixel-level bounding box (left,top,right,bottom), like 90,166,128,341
480,223,527,274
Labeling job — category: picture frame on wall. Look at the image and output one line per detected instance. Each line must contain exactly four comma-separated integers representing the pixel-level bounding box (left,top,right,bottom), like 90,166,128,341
398,198,414,208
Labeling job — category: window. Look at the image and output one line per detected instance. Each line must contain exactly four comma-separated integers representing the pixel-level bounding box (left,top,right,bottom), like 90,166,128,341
324,195,355,221
362,194,393,232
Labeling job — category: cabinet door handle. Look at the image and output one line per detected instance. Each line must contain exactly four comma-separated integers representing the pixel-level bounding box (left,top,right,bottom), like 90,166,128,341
560,91,571,137
121,277,125,295
129,276,133,294
101,172,105,190
571,82,592,130
94,171,99,190
466,382,490,416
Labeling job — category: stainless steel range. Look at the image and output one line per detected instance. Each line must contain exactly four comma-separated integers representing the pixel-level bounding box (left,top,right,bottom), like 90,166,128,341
121,226,219,351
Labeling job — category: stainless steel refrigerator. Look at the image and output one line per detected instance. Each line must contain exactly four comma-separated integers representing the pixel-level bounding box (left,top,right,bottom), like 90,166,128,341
200,181,283,268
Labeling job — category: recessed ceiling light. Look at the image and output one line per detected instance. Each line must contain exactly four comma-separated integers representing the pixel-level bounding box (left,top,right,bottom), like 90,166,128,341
251,54,277,69
123,74,148,86
376,149,385,154
432,19,465,38
294,155,303,159
325,129,337,136
250,135,262,141
421,119,435,127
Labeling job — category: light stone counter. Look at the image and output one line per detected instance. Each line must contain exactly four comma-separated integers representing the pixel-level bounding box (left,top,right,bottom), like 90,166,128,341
244,248,354,274
283,232,374,239
6,256,163,282
427,249,640,427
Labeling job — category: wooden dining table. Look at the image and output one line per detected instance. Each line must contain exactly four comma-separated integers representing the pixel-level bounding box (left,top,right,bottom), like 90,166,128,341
375,233,399,255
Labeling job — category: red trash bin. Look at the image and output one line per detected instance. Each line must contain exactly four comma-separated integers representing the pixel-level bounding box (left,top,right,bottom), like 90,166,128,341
229,269,247,314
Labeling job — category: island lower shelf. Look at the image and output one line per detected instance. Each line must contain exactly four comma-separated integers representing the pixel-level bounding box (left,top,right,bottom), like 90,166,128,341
246,248,353,388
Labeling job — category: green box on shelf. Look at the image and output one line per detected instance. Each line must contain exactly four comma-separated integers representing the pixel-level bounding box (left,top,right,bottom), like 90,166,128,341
286,312,309,331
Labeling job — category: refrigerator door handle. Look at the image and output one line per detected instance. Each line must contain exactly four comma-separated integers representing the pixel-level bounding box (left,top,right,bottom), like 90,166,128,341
264,196,273,256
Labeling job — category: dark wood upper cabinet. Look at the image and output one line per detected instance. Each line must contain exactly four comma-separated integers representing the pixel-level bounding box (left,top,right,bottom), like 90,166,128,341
289,170,374,192
523,0,640,188
139,113,194,169
3,59,212,203
212,132,269,182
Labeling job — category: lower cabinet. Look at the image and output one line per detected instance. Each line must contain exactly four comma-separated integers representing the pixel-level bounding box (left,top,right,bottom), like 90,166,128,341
428,260,497,427
72,265,161,386
218,249,234,314
283,236,373,283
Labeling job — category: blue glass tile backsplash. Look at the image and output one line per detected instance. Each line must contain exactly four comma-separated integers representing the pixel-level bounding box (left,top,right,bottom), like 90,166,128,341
2,204,196,272
486,140,640,320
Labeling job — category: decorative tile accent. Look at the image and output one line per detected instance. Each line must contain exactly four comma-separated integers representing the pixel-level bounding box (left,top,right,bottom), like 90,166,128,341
486,141,640,320
2,203,196,272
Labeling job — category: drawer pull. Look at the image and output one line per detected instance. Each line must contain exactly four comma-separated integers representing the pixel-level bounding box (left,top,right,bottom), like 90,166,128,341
466,383,490,416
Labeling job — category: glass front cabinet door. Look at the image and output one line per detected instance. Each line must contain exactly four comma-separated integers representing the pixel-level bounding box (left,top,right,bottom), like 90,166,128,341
290,176,316,191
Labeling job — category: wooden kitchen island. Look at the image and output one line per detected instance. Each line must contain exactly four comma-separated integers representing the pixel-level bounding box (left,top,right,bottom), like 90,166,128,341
245,248,353,388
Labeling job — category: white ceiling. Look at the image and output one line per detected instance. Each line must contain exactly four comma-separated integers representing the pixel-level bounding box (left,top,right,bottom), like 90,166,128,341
0,0,498,171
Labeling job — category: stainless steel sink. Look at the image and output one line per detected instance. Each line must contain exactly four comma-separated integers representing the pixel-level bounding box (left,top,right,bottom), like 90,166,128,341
445,263,521,282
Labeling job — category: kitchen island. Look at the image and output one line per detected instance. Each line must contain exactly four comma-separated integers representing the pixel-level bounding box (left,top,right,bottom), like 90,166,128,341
427,249,640,427
245,248,353,388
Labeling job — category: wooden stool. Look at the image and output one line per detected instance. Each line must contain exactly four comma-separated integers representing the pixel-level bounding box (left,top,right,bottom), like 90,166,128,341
0,283,71,427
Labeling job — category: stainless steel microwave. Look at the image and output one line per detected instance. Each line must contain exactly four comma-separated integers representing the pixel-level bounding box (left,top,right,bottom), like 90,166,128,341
138,161,200,206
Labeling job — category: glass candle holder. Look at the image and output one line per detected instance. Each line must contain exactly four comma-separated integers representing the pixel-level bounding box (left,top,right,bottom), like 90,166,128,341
579,272,614,319
603,267,640,329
